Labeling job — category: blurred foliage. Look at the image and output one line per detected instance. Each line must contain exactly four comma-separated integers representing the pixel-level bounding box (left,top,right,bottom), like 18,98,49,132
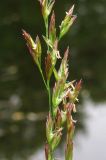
0,0,106,159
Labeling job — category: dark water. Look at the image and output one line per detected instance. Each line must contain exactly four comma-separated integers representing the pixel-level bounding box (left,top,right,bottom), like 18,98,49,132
0,0,106,159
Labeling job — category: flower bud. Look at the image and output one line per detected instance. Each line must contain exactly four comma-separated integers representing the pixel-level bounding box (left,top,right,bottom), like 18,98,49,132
39,0,48,20
66,104,73,127
51,40,61,66
22,29,36,50
61,110,67,124
58,47,69,80
49,11,56,44
39,0,55,22
35,35,42,63
22,29,42,65
75,79,82,92
46,113,54,143
43,37,60,66
52,78,70,112
45,53,53,80
66,104,75,140
51,128,63,151
67,79,82,104
59,5,77,40
53,47,69,82
55,108,62,128
68,120,75,140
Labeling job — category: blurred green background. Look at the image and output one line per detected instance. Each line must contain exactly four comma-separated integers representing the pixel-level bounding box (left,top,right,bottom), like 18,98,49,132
0,0,106,159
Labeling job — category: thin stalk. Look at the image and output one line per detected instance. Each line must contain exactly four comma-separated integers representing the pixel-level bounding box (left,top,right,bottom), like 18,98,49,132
47,80,53,118
38,64,48,91
50,148,54,160
38,64,53,118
